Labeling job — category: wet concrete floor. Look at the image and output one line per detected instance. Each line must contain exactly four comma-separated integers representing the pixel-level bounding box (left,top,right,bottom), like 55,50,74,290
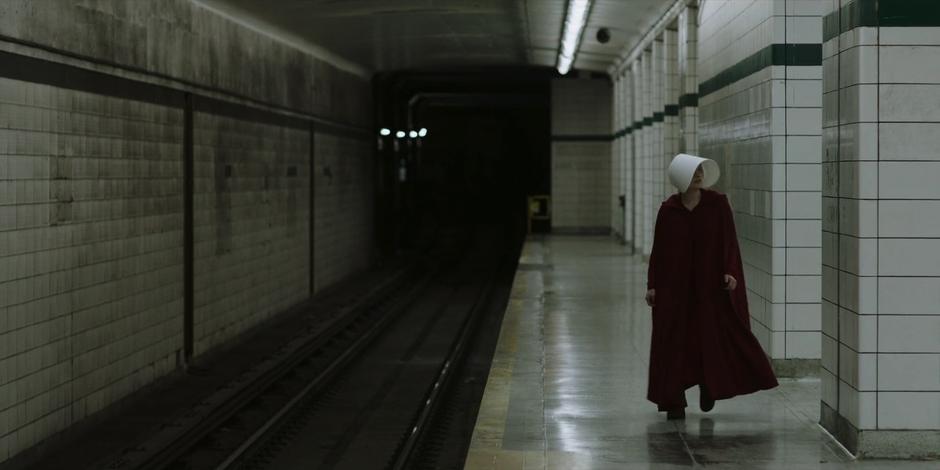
464,236,937,469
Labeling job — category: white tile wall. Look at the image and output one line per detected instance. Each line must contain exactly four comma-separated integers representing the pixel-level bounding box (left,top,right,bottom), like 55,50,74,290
639,51,650,254
663,29,680,204
617,27,695,248
641,51,654,255
878,316,940,353
699,0,777,82
611,70,632,242
552,79,613,135
313,134,373,291
193,114,310,355
878,277,940,315
879,123,940,160
679,6,699,156
878,392,940,429
821,367,839,408
880,27,940,46
613,4,940,442
699,0,824,361
632,62,645,253
879,162,940,198
611,80,623,238
552,78,612,232
786,16,823,43
879,46,940,82
786,331,821,358
821,0,940,437
787,303,822,330
878,354,940,391
652,39,664,207
0,1,374,463
619,70,637,247
879,84,940,121
0,78,184,460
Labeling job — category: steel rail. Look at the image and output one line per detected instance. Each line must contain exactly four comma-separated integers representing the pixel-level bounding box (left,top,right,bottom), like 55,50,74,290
113,264,418,470
389,249,509,470
212,273,433,470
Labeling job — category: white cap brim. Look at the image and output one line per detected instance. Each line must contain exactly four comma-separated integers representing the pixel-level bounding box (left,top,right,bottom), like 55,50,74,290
668,153,720,192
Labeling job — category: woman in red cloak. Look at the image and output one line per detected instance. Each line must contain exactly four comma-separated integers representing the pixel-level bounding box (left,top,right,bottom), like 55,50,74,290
645,154,778,420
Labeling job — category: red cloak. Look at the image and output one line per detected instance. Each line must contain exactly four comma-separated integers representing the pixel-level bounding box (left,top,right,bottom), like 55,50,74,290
647,189,778,411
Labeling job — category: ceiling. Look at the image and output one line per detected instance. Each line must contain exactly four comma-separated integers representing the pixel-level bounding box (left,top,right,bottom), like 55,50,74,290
196,0,671,75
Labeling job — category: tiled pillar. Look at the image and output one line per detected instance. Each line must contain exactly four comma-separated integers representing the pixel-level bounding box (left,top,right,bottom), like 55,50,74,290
698,0,824,375
641,49,654,257
820,0,940,459
678,5,698,155
651,38,665,205
663,28,680,203
633,59,645,257
621,72,635,250
779,0,826,373
611,75,624,239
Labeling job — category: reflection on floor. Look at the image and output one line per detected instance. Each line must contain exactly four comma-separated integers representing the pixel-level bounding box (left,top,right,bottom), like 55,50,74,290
463,236,935,469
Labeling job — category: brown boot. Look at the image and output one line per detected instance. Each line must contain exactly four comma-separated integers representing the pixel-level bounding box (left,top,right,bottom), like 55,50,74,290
666,408,686,420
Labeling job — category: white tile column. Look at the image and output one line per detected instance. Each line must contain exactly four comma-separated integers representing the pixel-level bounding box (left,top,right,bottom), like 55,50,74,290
652,38,665,204
611,75,623,239
663,28,679,203
779,0,825,371
631,61,643,255
678,5,698,155
634,57,646,257
641,49,654,257
622,72,635,250
820,0,940,458
698,0,824,376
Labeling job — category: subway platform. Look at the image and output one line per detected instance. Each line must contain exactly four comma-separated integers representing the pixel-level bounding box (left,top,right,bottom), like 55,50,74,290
463,236,936,469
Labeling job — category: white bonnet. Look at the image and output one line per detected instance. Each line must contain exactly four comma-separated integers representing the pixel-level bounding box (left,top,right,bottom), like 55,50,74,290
668,153,720,192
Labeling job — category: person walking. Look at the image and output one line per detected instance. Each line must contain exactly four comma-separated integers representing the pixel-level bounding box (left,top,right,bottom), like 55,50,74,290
645,154,778,420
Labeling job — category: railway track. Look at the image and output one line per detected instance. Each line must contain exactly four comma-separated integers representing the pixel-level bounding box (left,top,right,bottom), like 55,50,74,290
99,227,514,470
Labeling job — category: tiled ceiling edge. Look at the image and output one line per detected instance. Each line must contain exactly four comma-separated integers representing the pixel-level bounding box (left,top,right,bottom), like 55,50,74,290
607,0,691,76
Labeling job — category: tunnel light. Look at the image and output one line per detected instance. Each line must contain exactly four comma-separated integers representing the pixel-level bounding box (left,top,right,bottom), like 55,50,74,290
418,128,428,137
556,0,592,75
409,130,418,138
396,131,406,138
380,128,391,136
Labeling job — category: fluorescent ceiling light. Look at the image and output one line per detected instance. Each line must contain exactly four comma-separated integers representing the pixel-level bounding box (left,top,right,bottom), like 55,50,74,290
418,128,428,137
396,131,406,138
380,128,391,136
556,0,592,75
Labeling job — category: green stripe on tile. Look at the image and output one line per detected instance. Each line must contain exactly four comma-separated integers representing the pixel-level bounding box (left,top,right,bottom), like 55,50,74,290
824,0,940,42
775,43,822,66
551,134,612,142
699,44,821,98
879,0,940,26
678,93,698,108
823,10,841,42
845,0,879,30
